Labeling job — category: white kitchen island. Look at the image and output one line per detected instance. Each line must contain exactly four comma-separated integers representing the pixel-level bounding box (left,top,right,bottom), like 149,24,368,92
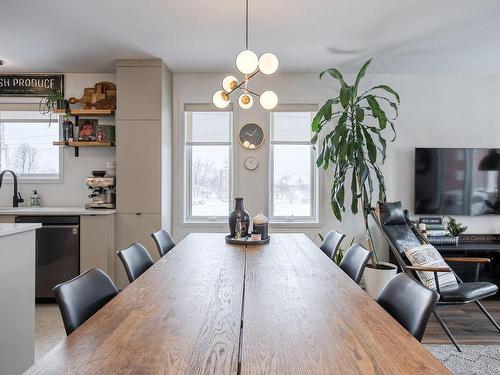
0,223,41,374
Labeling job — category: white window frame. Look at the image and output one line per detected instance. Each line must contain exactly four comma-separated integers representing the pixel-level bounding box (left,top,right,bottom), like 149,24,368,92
269,105,319,224
183,105,233,223
0,104,63,183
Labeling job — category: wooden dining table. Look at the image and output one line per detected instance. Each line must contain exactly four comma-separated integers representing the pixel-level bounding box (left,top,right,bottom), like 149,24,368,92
25,233,449,374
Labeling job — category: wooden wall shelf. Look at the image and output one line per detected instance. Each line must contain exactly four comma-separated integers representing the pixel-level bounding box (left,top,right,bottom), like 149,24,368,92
53,141,115,157
54,109,115,116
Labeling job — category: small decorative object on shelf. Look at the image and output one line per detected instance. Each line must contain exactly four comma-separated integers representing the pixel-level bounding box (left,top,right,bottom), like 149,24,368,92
447,216,468,245
78,119,97,141
62,117,74,141
229,197,250,238
68,81,116,110
96,125,115,142
39,89,67,126
252,211,269,240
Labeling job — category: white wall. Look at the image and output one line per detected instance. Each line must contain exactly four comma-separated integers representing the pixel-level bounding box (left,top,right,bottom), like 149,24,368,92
0,73,116,207
173,72,500,260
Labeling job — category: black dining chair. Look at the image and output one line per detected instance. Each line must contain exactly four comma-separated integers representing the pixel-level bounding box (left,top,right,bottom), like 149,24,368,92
338,244,372,284
376,273,439,341
53,268,119,335
320,229,345,260
151,229,176,257
117,243,155,283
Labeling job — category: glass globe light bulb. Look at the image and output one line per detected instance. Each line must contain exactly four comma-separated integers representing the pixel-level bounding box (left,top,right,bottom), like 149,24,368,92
258,53,279,75
212,90,230,109
222,76,238,92
235,50,258,74
238,93,254,109
259,90,278,110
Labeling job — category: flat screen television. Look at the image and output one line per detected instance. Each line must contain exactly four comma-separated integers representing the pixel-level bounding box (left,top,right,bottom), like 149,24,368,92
415,148,500,216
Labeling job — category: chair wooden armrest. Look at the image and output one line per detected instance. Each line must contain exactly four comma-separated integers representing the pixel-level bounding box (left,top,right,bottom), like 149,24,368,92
406,265,452,272
444,257,491,264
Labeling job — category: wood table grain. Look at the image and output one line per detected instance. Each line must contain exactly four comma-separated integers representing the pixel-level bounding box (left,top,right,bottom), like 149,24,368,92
25,233,449,374
25,234,245,375
240,234,450,375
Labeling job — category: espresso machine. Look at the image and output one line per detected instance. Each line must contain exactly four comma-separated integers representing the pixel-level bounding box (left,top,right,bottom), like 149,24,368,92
85,171,116,209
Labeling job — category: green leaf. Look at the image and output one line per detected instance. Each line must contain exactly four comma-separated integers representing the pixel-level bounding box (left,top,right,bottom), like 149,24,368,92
353,59,372,97
339,143,349,160
371,95,399,119
370,85,400,104
311,133,318,145
355,105,364,122
320,68,348,88
337,185,345,206
351,171,359,215
340,86,351,108
331,200,341,220
362,128,377,163
311,99,333,132
366,95,388,130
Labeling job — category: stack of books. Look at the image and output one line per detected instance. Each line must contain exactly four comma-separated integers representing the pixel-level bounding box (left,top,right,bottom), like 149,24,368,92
419,217,456,245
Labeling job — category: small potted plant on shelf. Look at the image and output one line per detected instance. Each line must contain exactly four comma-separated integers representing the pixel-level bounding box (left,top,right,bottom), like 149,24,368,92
447,216,467,245
39,90,68,126
312,58,400,298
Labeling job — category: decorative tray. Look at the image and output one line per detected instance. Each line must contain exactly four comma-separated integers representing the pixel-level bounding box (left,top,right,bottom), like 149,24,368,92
225,235,270,245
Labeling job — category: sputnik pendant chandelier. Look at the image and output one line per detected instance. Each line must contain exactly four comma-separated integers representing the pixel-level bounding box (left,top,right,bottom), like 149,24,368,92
212,0,279,110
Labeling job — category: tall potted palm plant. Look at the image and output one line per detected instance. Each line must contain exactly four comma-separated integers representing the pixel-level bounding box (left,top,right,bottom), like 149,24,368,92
312,59,399,297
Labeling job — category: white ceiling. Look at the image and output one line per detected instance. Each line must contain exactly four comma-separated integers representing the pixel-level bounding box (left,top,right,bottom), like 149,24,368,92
1,0,499,74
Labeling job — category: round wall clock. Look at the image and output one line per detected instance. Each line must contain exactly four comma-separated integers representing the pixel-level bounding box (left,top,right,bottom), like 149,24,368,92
239,123,264,149
244,156,259,170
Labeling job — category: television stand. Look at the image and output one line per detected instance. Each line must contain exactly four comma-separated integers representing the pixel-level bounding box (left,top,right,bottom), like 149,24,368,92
435,234,500,289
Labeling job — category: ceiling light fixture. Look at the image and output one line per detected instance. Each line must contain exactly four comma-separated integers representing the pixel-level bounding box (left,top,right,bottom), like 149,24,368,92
212,0,278,110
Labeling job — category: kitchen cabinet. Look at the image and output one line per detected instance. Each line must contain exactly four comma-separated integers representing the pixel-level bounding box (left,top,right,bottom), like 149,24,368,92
115,121,161,213
116,62,162,121
0,224,39,374
116,213,161,289
80,215,116,281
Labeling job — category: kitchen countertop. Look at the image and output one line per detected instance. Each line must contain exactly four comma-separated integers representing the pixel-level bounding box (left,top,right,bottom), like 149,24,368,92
0,207,116,215
0,223,42,237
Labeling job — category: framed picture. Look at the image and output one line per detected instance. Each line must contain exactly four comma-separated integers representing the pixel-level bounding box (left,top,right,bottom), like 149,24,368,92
96,125,116,142
78,119,97,141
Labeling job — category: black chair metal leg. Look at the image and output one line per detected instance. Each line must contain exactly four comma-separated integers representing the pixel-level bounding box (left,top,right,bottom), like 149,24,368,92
432,310,461,352
475,301,500,332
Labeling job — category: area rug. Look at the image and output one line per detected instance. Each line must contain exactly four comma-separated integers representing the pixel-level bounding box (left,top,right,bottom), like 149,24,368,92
425,345,500,374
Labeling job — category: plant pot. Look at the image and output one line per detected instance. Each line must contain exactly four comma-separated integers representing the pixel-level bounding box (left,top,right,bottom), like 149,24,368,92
363,261,398,299
453,236,459,246
56,99,69,110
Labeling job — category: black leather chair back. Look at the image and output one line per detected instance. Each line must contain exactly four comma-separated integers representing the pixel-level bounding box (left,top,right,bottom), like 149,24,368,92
117,243,155,283
378,201,422,255
338,244,372,284
53,268,118,335
151,229,176,257
320,229,345,259
376,273,439,341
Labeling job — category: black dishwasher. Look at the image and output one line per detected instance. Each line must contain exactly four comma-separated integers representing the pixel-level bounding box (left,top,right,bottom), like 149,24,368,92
16,216,80,301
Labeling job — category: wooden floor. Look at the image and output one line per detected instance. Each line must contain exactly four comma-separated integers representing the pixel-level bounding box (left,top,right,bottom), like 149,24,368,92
423,299,500,345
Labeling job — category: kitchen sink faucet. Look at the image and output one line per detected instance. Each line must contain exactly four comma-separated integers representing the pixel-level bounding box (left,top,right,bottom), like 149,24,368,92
0,169,24,207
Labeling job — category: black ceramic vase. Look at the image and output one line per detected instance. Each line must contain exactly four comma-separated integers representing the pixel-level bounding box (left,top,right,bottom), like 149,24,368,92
229,198,250,238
